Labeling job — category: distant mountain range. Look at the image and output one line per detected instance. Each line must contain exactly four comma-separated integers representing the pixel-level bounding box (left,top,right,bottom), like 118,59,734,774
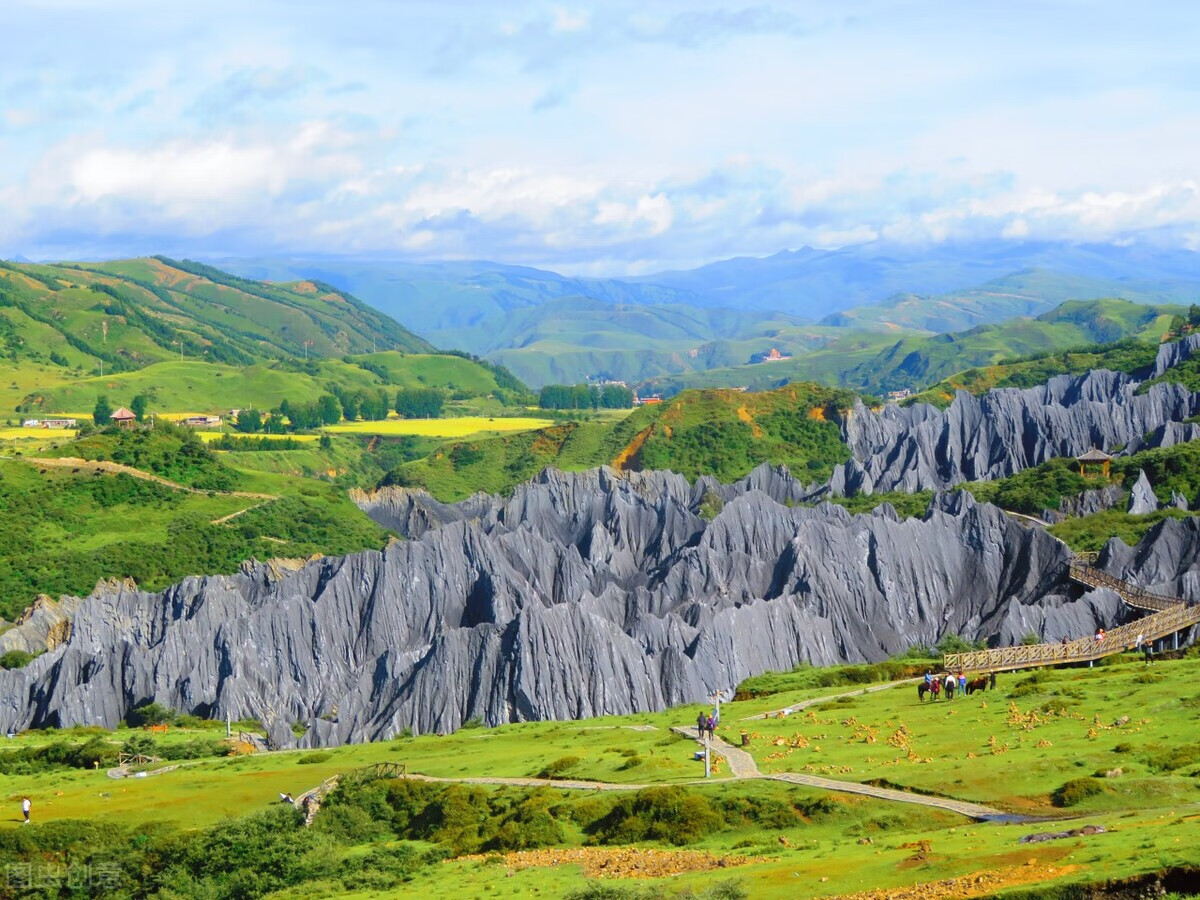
211,241,1200,387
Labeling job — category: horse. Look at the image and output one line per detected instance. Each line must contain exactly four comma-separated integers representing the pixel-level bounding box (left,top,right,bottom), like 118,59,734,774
917,682,933,702
966,677,989,695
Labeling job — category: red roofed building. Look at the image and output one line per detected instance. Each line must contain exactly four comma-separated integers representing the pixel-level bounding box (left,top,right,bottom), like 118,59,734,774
110,406,136,428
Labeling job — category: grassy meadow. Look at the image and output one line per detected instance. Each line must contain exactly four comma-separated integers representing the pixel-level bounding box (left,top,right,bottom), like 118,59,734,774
1,654,1197,898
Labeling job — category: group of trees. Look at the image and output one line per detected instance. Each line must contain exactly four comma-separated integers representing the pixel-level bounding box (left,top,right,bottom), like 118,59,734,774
1168,304,1200,337
93,394,149,425
234,387,447,432
538,383,633,410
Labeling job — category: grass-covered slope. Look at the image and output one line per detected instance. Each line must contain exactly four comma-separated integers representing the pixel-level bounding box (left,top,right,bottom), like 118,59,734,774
0,426,387,620
392,383,859,499
0,258,432,377
18,351,527,416
1,654,1197,898
0,257,545,416
645,298,1180,398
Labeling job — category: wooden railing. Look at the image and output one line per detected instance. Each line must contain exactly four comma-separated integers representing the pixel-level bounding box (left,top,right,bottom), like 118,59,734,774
1067,559,1183,612
944,556,1198,673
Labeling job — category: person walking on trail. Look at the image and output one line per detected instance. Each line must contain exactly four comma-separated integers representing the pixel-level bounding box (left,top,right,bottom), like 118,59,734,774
1142,639,1154,666
697,709,707,739
958,672,966,697
944,674,955,700
930,677,941,700
21,796,30,825
988,671,997,690
706,715,716,741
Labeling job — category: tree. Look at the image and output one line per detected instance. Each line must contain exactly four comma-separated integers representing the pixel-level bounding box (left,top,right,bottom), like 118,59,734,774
130,394,149,423
339,391,360,422
359,390,390,421
235,408,263,433
93,395,112,426
317,394,343,425
395,387,444,419
1190,304,1200,327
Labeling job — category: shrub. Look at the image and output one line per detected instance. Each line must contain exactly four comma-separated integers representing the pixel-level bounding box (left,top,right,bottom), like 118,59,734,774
1052,777,1106,807
585,786,724,846
1142,746,1200,773
538,755,582,778
126,701,176,728
1009,670,1052,698
0,649,36,669
297,751,333,765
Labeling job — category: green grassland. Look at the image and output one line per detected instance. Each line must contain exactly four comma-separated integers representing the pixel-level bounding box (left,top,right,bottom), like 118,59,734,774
907,340,1160,408
1,655,1197,898
0,426,387,621
391,382,859,499
0,257,540,421
19,352,522,418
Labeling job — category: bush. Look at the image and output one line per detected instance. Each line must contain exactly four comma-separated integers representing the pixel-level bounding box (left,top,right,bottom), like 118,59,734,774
1008,670,1052,698
538,755,582,778
1052,777,1106,807
1141,746,1200,773
298,751,333,765
126,701,176,728
0,649,36,669
585,786,724,846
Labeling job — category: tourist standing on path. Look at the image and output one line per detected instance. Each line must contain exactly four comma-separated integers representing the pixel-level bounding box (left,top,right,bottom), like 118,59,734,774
988,671,997,690
958,672,966,697
697,710,707,739
21,796,30,824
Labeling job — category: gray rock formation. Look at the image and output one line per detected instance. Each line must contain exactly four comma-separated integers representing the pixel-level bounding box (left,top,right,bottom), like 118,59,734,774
1124,422,1200,454
0,467,1123,745
1052,484,1124,521
1127,470,1158,515
832,370,1200,495
1150,333,1200,378
1170,490,1190,511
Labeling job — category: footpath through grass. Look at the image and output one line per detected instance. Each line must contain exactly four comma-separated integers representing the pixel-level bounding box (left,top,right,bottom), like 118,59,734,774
1,655,1197,897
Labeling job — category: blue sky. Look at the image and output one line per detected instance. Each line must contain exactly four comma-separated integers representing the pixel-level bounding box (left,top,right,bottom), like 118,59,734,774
2,0,1199,273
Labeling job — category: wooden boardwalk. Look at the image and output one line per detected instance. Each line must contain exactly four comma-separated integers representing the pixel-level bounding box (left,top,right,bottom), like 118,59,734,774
944,556,1199,674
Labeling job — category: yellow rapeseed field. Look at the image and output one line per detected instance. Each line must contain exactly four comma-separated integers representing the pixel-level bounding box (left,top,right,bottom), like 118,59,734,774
194,431,319,443
323,416,553,438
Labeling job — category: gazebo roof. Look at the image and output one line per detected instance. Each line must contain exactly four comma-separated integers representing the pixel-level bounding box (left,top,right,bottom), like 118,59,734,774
1076,447,1112,462
110,407,136,419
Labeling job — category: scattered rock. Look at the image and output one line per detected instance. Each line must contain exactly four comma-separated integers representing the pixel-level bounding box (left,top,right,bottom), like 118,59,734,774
1020,825,1107,844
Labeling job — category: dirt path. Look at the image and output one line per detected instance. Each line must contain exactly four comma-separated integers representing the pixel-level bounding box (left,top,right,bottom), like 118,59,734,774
210,500,274,525
666,723,1008,819
766,772,1006,819
22,456,275,500
749,677,922,720
393,772,661,791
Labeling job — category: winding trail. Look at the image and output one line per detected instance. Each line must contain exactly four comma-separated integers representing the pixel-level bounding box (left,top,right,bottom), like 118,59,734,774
748,677,922,720
668,721,1010,820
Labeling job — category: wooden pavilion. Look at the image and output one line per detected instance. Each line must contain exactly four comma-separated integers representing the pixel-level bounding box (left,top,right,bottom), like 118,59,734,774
1077,447,1112,477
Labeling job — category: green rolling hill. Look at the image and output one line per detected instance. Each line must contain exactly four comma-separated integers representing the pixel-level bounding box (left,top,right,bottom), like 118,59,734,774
643,298,1183,397
0,258,531,415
